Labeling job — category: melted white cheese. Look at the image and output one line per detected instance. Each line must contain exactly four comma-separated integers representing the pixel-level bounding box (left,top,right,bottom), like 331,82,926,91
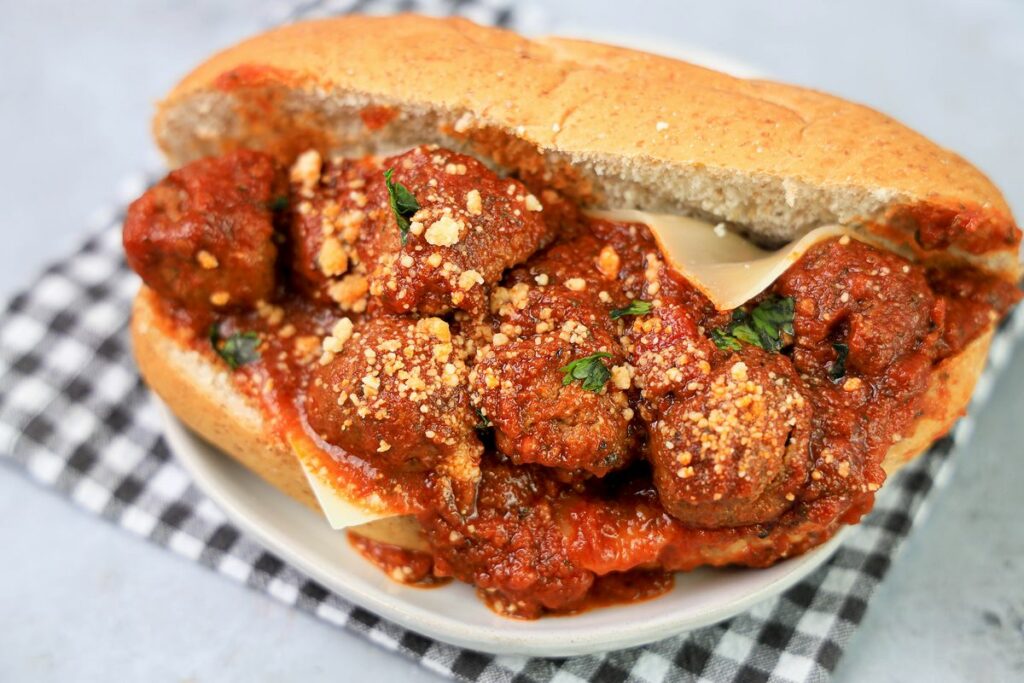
587,209,847,311
289,434,399,529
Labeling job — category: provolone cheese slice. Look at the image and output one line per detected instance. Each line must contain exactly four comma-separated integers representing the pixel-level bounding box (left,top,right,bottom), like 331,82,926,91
587,209,848,310
289,433,402,530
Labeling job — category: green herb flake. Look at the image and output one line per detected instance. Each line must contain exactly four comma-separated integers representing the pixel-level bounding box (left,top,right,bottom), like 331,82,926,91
384,168,420,246
474,407,492,431
828,342,849,381
268,195,289,212
610,300,653,320
559,352,613,393
710,295,795,353
710,328,743,352
209,323,261,370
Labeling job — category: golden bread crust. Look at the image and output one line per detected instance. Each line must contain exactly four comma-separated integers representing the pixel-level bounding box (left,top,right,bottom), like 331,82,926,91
155,15,1020,279
131,288,424,549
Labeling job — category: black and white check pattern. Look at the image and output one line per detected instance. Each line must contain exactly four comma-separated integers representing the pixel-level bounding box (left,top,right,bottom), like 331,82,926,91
2,1,1022,681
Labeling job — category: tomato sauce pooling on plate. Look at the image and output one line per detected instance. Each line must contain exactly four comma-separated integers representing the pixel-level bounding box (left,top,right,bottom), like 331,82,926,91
123,145,1019,619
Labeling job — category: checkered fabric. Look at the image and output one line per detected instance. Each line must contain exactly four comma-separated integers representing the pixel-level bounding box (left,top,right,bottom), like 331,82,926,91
1,1,1022,681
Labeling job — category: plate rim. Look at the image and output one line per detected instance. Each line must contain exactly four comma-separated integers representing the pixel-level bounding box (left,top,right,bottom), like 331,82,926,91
161,402,846,656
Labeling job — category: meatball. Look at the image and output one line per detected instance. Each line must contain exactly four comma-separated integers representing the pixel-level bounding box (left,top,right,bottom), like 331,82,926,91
928,267,1022,358
305,316,481,503
650,349,812,529
503,232,629,305
470,281,633,477
285,149,377,311
421,460,594,618
626,304,716,408
774,238,940,377
513,217,722,324
359,145,557,315
123,149,282,310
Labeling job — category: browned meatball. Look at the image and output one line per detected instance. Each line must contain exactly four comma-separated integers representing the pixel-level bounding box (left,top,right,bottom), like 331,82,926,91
359,145,557,315
470,280,633,477
503,232,629,303
626,304,717,408
123,150,282,310
928,267,1021,359
774,238,939,377
285,150,378,311
305,315,481,501
422,459,594,618
650,349,812,528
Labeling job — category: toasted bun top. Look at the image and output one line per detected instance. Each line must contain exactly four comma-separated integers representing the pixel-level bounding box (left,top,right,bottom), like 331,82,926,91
155,14,1021,280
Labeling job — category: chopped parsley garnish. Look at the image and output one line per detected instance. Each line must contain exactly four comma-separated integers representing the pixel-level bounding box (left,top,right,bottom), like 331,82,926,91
384,168,420,246
828,343,849,381
474,407,492,431
709,328,743,352
560,352,613,393
711,295,795,353
268,195,289,212
209,323,261,369
610,300,653,320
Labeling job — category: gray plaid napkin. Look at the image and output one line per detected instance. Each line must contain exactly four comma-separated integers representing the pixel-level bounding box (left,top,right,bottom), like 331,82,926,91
1,1,1021,681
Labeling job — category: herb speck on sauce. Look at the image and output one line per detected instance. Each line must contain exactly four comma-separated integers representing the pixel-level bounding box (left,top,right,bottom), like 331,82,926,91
828,342,849,381
610,300,653,320
384,168,420,246
560,352,612,392
711,295,795,353
209,323,261,369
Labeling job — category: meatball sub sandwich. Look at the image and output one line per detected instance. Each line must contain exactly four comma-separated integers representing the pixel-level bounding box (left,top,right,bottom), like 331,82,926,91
126,15,1021,618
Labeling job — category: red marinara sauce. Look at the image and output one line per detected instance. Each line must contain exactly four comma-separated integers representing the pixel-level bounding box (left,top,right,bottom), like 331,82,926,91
125,146,1020,619
347,532,449,587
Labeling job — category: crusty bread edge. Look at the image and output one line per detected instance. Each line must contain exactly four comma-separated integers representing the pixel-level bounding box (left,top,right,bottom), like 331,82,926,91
130,287,426,549
151,15,1021,280
131,287,994,550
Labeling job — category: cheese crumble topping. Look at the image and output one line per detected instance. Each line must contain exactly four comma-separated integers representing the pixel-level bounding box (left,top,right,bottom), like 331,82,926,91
196,250,218,269
290,149,322,193
466,189,483,215
425,214,463,246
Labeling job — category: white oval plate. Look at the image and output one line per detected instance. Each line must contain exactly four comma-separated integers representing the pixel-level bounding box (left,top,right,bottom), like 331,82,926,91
162,403,846,656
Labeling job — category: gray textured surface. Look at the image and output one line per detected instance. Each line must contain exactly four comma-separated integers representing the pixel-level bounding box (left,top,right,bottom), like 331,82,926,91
1,1,1022,681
